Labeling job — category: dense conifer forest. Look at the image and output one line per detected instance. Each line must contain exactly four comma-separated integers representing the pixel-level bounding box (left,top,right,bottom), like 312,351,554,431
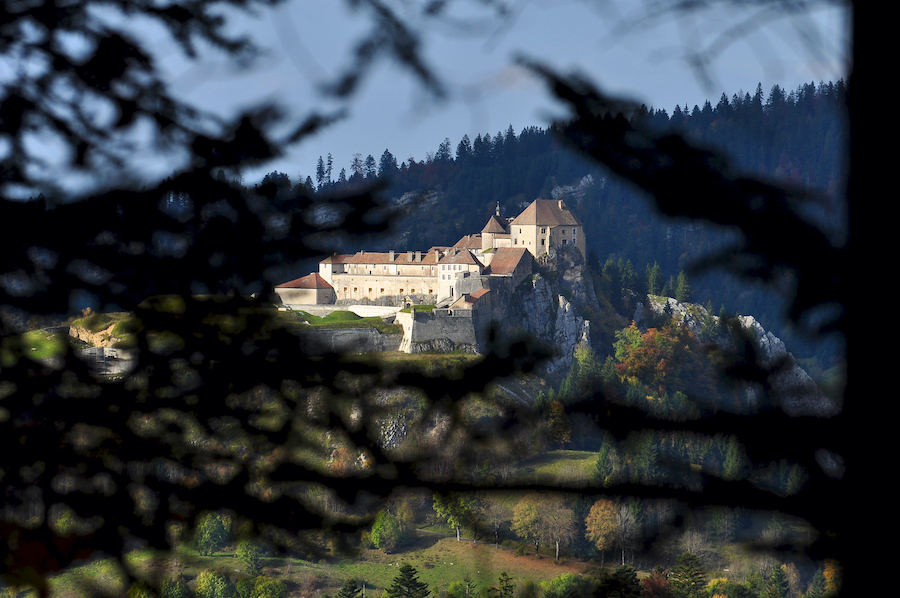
250,80,846,371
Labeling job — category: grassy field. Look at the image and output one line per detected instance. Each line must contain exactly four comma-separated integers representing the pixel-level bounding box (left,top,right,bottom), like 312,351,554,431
0,330,75,365
511,451,598,487
50,534,593,598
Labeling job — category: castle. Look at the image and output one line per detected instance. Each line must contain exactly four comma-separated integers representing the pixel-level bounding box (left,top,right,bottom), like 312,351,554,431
274,199,585,309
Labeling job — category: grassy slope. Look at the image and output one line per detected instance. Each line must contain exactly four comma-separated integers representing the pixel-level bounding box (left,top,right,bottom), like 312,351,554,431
50,535,591,598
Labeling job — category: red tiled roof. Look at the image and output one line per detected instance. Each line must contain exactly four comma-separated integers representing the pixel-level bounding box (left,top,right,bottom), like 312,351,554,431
276,273,334,290
484,248,531,275
321,254,353,263
510,199,582,227
344,250,441,265
453,234,484,251
439,248,481,266
482,215,508,233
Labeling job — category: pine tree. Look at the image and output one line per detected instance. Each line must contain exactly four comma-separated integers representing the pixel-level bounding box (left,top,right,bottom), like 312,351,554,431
722,435,749,481
546,401,571,447
338,579,363,598
385,564,430,598
670,553,706,598
646,262,662,296
675,271,692,303
768,566,789,598
595,566,641,598
316,156,326,188
364,154,377,178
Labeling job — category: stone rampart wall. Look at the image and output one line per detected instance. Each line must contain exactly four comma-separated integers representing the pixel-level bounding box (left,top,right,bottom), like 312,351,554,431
401,310,477,353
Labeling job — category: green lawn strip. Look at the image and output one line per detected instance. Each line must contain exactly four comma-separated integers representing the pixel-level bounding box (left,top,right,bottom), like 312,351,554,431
511,450,598,486
1,331,76,366
399,305,435,313
280,311,402,334
46,556,128,598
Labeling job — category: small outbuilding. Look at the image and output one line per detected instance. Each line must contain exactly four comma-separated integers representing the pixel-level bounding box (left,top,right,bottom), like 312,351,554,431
274,273,335,305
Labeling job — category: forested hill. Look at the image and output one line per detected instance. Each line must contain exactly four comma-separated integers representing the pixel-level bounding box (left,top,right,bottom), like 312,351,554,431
251,80,847,367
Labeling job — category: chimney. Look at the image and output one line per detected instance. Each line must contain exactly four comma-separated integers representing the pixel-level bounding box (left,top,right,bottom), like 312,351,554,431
416,251,421,262
558,199,564,210
407,251,413,262
389,250,395,262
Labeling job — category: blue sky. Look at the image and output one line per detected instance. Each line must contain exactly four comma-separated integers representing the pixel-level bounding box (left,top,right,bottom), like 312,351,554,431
161,0,849,184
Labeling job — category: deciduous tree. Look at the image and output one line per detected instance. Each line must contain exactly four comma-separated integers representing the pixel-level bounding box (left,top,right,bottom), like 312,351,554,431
585,498,618,568
433,493,475,542
370,510,403,552
195,512,230,556
195,570,233,598
237,540,262,576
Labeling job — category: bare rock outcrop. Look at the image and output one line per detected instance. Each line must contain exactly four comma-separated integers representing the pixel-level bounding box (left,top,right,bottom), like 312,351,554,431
640,296,838,417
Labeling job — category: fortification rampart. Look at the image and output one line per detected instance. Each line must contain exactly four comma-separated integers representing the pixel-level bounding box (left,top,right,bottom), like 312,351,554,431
397,309,478,353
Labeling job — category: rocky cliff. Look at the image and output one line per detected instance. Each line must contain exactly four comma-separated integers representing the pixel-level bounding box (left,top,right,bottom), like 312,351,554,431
639,296,838,417
500,245,595,376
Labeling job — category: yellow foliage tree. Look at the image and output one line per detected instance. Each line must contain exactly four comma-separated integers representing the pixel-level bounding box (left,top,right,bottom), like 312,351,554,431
584,498,618,568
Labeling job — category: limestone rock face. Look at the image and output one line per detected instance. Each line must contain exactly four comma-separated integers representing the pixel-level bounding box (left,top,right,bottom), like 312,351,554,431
639,296,838,417
735,315,838,417
512,246,594,375
69,323,121,347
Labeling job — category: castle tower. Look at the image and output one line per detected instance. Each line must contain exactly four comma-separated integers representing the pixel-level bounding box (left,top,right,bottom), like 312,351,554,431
481,204,509,251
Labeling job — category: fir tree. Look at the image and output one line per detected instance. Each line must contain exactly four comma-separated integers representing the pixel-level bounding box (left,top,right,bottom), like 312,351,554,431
675,271,692,303
768,566,789,598
646,262,662,296
385,564,430,598
338,579,363,598
670,553,706,598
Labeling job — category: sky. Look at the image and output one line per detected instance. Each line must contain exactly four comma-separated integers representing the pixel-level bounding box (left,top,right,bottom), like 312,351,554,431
159,0,849,185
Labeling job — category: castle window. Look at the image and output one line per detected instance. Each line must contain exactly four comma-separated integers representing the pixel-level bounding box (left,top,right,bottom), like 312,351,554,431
368,288,372,293
573,228,577,235
400,289,404,293
541,239,545,246
541,228,546,234
429,289,433,294
353,287,358,292
380,288,384,293
562,239,567,245
411,288,415,293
